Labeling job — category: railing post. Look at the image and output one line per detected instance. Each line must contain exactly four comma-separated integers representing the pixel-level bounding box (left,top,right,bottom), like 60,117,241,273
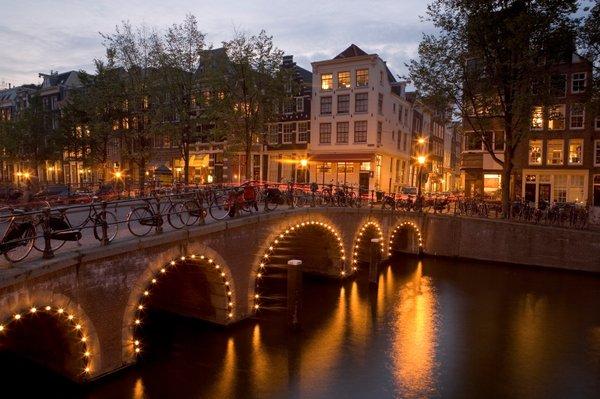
100,201,109,246
156,196,163,234
288,186,295,209
42,207,54,259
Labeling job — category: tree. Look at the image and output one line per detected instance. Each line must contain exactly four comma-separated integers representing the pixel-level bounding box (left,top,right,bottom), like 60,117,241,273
101,22,162,192
152,14,207,184
408,0,579,215
203,30,291,180
579,0,599,116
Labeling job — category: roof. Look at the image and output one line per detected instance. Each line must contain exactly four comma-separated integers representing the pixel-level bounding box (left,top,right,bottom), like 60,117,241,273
294,64,312,83
334,44,368,59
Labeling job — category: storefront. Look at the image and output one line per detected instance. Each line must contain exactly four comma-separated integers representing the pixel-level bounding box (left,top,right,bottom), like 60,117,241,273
521,169,588,205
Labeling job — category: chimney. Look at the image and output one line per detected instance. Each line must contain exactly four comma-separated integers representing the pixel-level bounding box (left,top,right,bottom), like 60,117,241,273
283,55,294,67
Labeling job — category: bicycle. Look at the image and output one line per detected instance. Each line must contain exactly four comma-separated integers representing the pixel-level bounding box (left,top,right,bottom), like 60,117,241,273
126,193,187,237
0,208,37,262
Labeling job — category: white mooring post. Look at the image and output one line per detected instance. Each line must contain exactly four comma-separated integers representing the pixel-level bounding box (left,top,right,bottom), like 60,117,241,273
287,259,303,330
369,238,381,285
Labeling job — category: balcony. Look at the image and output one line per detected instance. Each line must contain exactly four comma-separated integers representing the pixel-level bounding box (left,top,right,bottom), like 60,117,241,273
460,153,483,170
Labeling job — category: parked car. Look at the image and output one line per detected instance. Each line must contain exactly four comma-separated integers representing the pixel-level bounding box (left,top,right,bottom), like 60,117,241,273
399,186,418,200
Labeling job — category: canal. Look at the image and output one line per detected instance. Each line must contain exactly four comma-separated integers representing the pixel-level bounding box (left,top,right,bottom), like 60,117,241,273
4,257,600,398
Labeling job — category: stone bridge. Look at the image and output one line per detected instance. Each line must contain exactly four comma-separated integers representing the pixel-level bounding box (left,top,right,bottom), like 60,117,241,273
1,206,598,382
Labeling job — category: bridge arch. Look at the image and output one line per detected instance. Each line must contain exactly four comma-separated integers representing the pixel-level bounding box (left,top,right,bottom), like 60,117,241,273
351,221,385,272
0,292,99,381
123,252,236,360
252,220,346,313
388,221,424,256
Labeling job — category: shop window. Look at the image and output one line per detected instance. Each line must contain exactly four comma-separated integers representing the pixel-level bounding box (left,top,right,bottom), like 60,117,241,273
547,140,564,165
529,140,542,165
553,175,568,203
568,175,585,202
568,139,583,165
483,174,501,194
337,162,354,173
360,162,371,171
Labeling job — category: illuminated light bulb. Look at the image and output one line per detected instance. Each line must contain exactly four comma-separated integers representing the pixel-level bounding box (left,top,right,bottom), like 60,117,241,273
75,324,82,330
255,294,259,299
254,304,260,309
84,367,90,373
84,351,90,357
134,340,140,346
228,302,233,306
269,246,273,251
263,254,268,258
151,279,157,284
135,348,141,353
257,273,262,278
279,234,284,238
180,256,185,261
285,230,289,234
225,281,230,286
353,267,358,271
58,308,64,314
81,337,87,342
221,272,226,277
14,314,21,320
200,255,205,259
274,240,279,244
68,315,74,320
170,261,176,266
138,305,144,310
341,271,346,276
143,291,149,296
30,307,37,313
160,268,166,273
341,256,346,260
228,312,233,318
215,265,220,269
135,319,141,325
45,306,51,311
227,291,232,296
0,325,4,332
208,259,213,263
190,254,196,259
353,259,358,263
259,263,265,267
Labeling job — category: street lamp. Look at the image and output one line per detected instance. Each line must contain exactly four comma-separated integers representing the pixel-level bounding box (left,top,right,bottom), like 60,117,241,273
299,158,308,168
417,137,426,145
417,155,426,200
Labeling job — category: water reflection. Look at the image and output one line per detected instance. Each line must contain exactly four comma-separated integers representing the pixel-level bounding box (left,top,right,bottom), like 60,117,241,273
4,257,599,398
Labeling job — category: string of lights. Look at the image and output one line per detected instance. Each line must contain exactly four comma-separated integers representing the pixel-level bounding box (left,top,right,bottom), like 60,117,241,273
131,254,235,357
352,221,385,272
253,221,346,312
387,222,423,256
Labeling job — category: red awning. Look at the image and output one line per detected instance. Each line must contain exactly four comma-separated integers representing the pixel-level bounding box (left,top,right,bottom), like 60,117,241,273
309,153,375,162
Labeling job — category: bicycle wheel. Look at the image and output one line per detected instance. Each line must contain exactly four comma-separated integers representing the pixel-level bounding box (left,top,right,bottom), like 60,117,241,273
4,224,36,263
167,203,186,229
181,200,202,226
93,210,118,242
209,193,231,220
127,207,154,237
33,221,67,253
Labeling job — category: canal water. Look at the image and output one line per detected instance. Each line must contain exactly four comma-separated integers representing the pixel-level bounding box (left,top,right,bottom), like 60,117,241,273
8,257,600,398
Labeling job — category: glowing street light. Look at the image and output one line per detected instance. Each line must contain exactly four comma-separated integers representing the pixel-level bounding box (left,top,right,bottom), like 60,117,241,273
417,137,426,145
114,171,122,179
299,158,308,168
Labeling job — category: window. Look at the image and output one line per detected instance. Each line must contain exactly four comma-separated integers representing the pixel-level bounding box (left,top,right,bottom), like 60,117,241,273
569,175,585,202
380,70,384,85
594,175,600,207
377,121,382,145
531,106,543,130
338,71,350,89
568,139,583,165
494,131,505,151
337,162,354,173
282,122,295,144
320,96,332,115
356,69,368,87
337,95,350,114
547,139,564,165
297,122,309,143
355,93,368,113
283,99,294,114
553,175,567,203
570,104,584,129
295,97,304,113
336,122,349,144
571,72,586,93
550,74,567,97
465,134,482,151
378,93,383,114
528,140,542,165
398,105,403,122
595,117,600,131
319,123,331,144
321,73,333,90
548,105,565,130
268,124,280,144
594,140,600,166
354,121,368,143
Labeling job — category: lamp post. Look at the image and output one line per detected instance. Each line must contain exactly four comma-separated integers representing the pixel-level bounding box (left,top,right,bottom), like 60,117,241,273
417,155,426,200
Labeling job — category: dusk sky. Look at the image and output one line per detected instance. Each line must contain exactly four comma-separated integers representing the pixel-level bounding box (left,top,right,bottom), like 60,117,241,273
0,0,433,87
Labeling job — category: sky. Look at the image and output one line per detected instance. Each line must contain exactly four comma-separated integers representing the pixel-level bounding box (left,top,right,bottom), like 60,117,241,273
0,0,433,87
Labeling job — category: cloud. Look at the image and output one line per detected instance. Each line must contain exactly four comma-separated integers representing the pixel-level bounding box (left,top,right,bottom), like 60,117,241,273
0,0,433,85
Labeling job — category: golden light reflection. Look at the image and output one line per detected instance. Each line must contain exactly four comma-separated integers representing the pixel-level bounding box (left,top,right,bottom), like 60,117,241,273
210,337,236,398
390,261,438,398
133,377,145,399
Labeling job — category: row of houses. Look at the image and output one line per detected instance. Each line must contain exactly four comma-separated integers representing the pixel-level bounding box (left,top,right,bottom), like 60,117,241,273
0,44,463,196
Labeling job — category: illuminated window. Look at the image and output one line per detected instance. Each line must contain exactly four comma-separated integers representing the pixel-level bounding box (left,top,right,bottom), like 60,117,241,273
568,175,585,202
320,96,332,115
360,162,371,171
336,122,349,144
570,104,584,129
295,97,304,113
338,71,351,89
553,175,567,203
528,140,542,165
595,140,600,166
337,95,349,114
354,121,368,143
356,69,369,87
531,106,543,130
568,139,583,165
321,73,333,91
548,105,565,130
337,162,354,173
547,139,564,165
571,72,586,93
319,123,331,144
483,174,501,194
355,93,368,113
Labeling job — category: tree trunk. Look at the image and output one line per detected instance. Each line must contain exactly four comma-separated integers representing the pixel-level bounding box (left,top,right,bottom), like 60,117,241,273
245,143,252,181
501,151,513,218
183,142,190,185
139,158,146,196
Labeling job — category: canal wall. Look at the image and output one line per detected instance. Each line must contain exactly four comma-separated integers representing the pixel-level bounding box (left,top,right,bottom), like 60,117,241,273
423,214,600,273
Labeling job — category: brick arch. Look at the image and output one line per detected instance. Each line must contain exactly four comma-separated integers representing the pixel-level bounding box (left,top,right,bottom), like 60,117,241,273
250,220,347,314
388,221,424,255
121,249,236,362
351,220,385,273
0,291,100,381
